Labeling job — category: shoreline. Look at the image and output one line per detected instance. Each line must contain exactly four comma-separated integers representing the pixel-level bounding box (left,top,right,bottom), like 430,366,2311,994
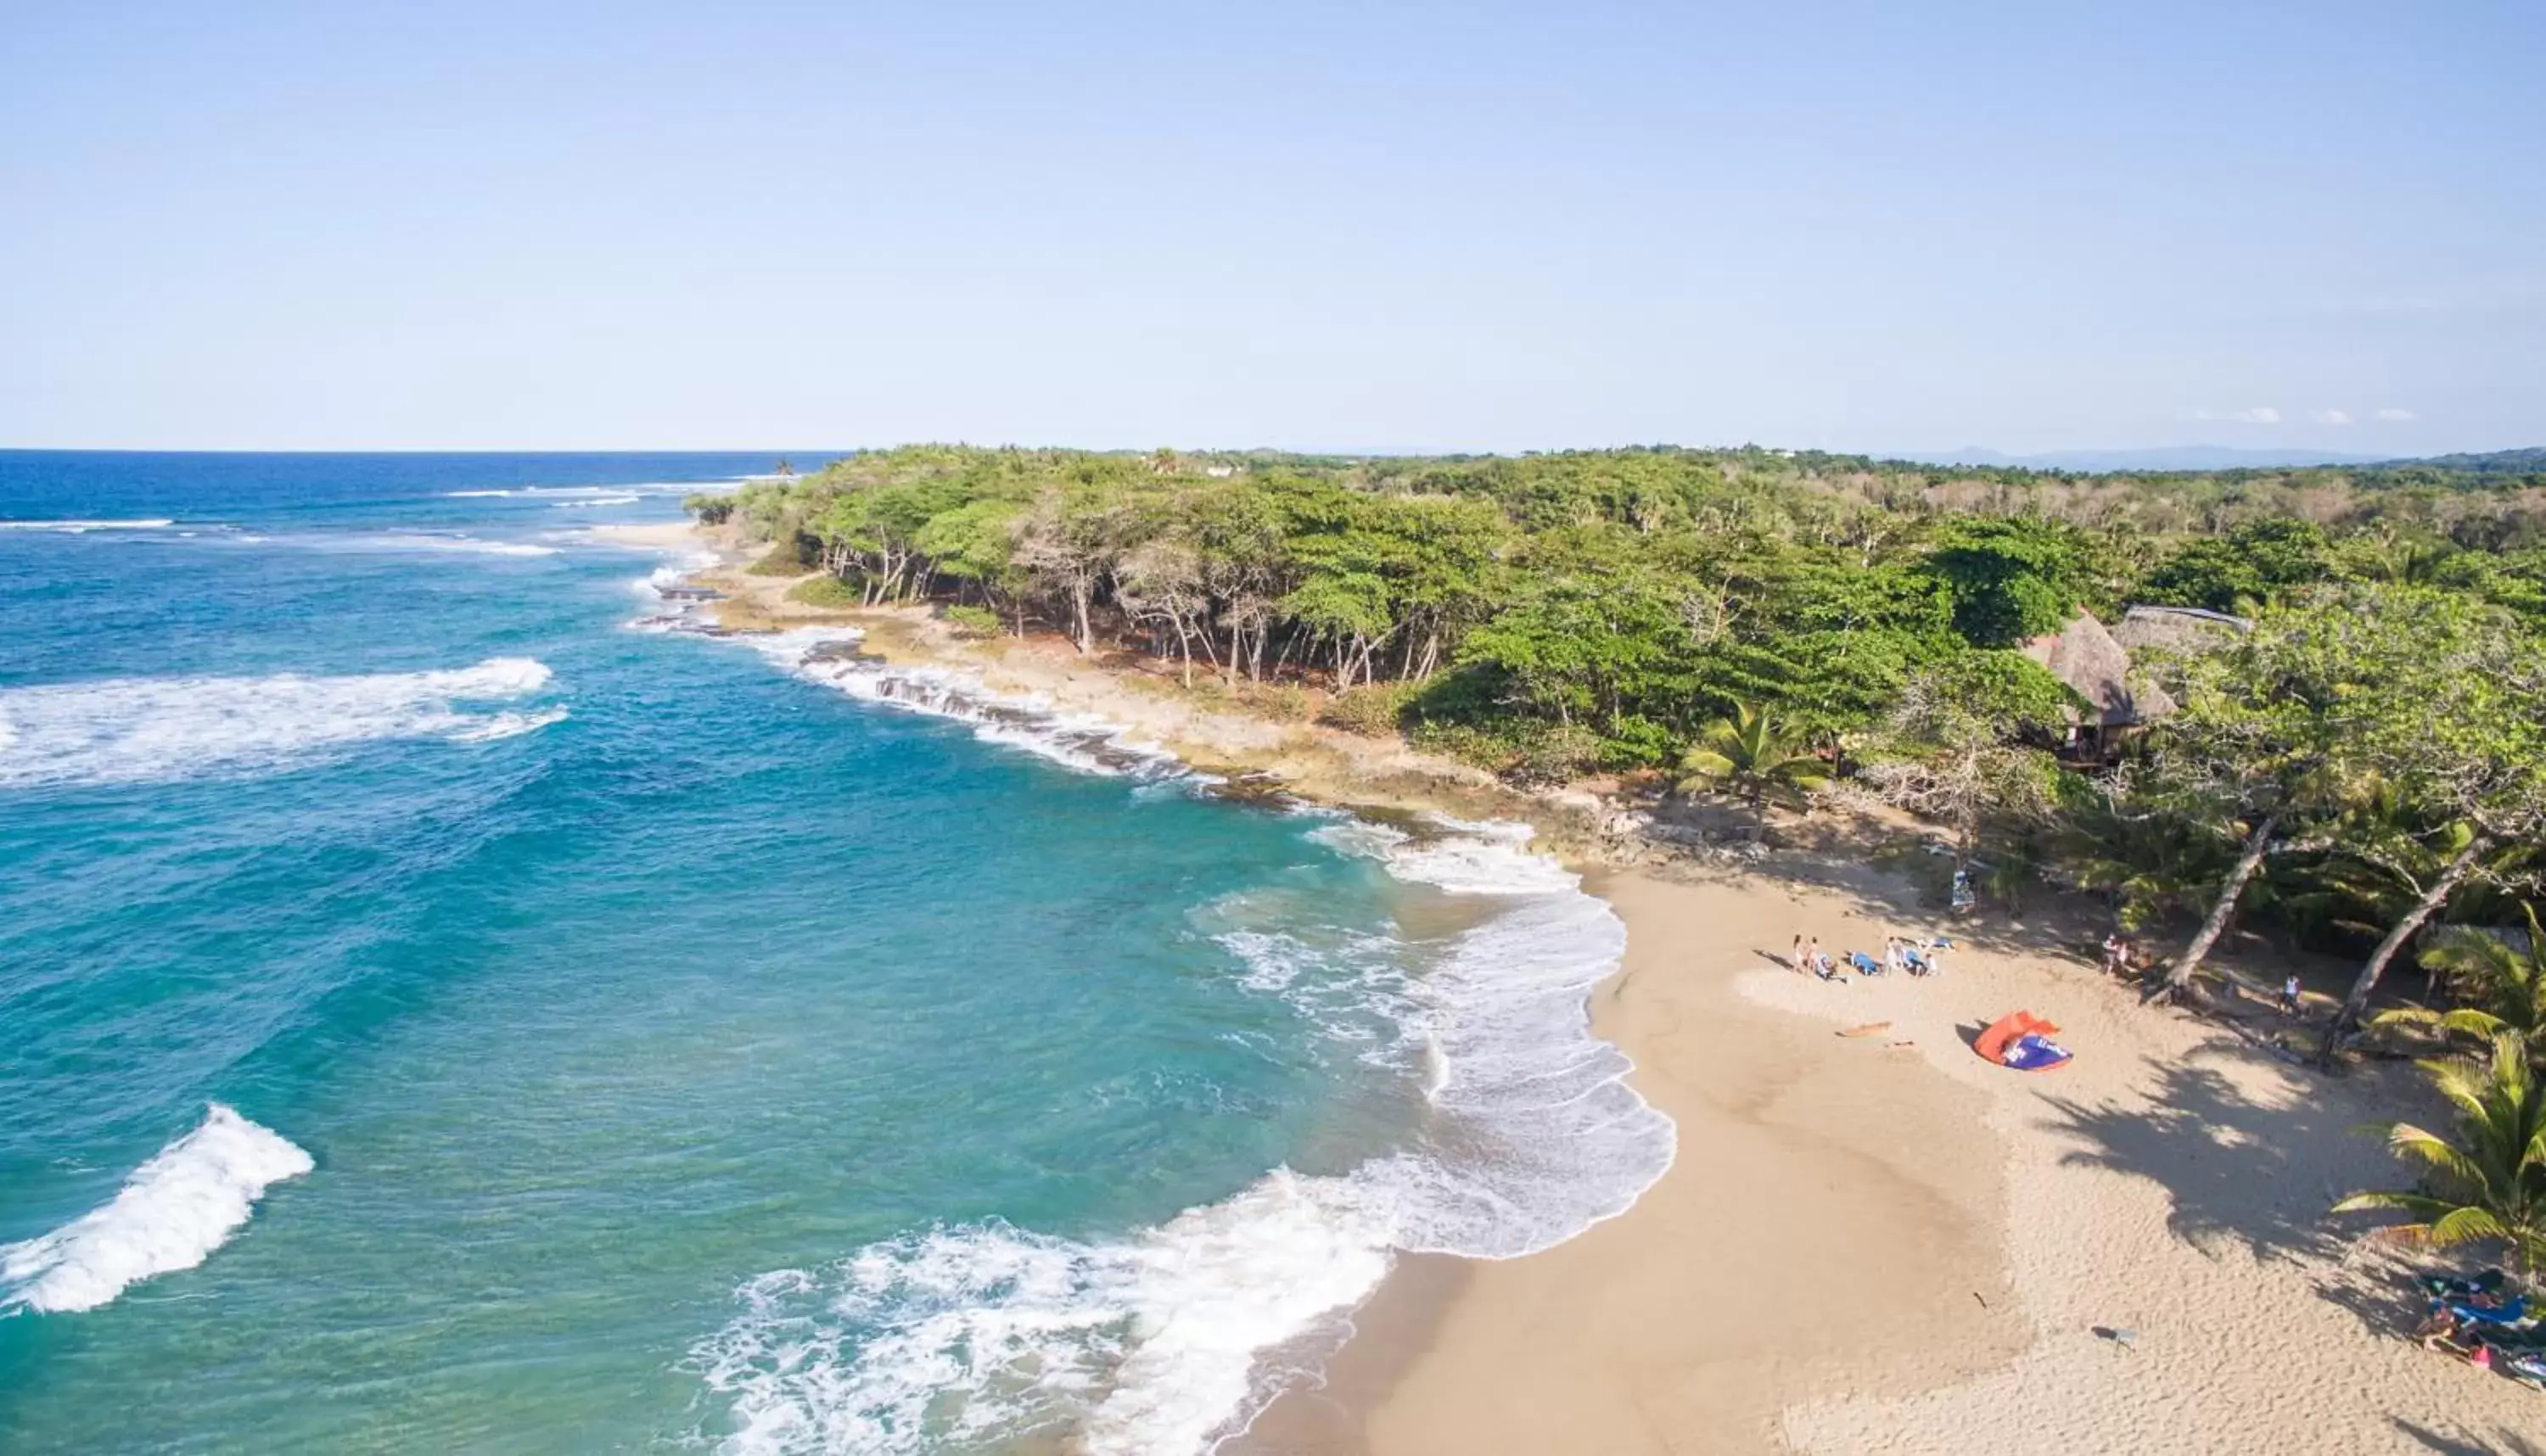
602,518,2546,1453
1241,865,2027,1456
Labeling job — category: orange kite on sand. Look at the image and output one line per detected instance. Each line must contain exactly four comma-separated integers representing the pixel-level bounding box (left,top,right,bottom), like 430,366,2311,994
1974,1011,2073,1072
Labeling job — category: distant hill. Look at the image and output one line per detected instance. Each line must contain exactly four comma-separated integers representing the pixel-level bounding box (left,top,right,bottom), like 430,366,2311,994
1904,445,2392,473
2386,447,2546,475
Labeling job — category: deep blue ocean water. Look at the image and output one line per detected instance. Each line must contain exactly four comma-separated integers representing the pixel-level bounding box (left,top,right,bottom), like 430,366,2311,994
0,452,1668,1454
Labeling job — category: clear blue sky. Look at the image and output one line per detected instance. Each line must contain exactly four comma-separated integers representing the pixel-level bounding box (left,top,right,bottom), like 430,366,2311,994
3,2,2538,456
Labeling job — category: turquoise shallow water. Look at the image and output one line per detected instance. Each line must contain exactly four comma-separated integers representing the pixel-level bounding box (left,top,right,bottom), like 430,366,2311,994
0,453,1668,1454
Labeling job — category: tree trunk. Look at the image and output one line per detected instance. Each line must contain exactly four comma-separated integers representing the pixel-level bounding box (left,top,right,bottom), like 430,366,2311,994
2160,813,2280,1000
2319,835,2488,1062
1068,578,1094,655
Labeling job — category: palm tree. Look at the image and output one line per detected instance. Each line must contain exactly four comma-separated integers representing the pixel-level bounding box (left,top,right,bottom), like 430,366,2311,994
2377,903,2546,1046
2332,1031,2546,1277
1678,702,1829,830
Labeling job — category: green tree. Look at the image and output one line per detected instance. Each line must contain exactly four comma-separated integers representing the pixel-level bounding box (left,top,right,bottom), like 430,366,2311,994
1678,702,1830,828
2141,518,2329,613
2333,1032,2546,1278
2379,904,2546,1047
1921,518,2084,647
1859,652,2078,869
2318,592,2546,1057
2138,593,2418,1000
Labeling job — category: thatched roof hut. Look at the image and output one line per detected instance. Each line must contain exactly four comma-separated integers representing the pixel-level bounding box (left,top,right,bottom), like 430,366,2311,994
2022,610,2175,727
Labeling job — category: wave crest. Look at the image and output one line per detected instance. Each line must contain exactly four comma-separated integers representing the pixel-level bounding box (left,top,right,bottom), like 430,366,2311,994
0,658,564,788
2,1105,312,1315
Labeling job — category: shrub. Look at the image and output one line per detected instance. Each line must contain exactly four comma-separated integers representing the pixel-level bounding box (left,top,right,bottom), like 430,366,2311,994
749,535,818,574
943,604,1002,639
684,493,736,524
1246,683,1314,722
786,575,861,608
1317,682,1415,737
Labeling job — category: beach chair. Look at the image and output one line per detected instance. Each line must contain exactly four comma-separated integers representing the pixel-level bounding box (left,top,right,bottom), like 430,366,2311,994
1849,950,1882,977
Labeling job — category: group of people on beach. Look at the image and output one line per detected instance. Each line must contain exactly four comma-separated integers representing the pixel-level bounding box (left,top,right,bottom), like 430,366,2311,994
1791,932,1943,982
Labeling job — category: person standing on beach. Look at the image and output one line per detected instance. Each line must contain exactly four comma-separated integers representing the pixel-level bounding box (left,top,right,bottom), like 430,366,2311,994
2280,973,2302,1017
1792,933,1807,972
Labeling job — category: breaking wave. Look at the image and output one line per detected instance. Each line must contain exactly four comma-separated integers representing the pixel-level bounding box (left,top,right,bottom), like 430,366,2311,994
695,625,1672,1456
2,1106,312,1316
0,658,564,789
741,629,1187,780
0,518,177,533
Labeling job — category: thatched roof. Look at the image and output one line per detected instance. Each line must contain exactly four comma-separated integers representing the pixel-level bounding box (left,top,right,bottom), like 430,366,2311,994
2023,610,2175,726
2112,604,2251,657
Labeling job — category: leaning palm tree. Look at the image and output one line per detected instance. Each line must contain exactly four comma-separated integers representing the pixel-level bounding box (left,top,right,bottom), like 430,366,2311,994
1678,702,1829,831
2376,903,2546,1047
2332,1031,2546,1278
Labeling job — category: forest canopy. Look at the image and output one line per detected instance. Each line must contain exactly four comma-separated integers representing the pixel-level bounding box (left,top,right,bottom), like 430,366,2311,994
693,442,2546,1026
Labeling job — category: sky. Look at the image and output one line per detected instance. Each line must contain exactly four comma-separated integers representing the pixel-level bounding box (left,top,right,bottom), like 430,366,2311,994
2,1,2538,456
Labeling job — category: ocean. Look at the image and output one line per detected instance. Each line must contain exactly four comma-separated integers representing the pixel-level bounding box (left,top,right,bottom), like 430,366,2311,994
0,451,1671,1453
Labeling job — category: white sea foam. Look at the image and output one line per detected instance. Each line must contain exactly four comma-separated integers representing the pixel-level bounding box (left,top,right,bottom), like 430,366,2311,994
1,1106,311,1315
691,619,1671,1455
691,770,1668,1451
1309,813,1582,896
698,878,1666,1453
0,518,177,533
742,629,1187,781
547,494,642,508
445,482,734,500
199,530,559,557
695,1172,1394,1456
0,658,562,788
347,534,560,557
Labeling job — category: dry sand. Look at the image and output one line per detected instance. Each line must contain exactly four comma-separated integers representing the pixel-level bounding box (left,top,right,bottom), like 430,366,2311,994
1246,866,2027,1456
1327,860,2545,1455
620,518,2546,1453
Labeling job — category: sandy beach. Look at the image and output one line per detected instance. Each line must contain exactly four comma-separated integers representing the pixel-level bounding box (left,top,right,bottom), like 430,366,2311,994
1304,860,2546,1455
616,518,2546,1454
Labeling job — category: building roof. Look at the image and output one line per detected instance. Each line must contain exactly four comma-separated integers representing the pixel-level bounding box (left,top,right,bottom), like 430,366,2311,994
2111,604,2252,656
2023,610,2177,726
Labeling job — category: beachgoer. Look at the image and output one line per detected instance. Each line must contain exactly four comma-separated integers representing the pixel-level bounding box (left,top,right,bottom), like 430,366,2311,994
1884,938,1906,976
1792,933,1807,972
2101,934,2123,975
2280,974,2302,1016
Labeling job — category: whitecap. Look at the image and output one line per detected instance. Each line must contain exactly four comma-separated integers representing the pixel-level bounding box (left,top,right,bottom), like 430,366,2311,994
695,1171,1394,1456
742,630,1188,781
209,531,559,557
1308,813,1581,896
0,518,177,533
1,1105,311,1315
0,658,562,789
547,494,642,508
693,810,1672,1455
689,623,1673,1456
445,483,735,500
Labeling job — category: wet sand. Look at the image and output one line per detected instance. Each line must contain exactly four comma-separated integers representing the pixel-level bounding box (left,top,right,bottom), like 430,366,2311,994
1244,867,2027,1454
